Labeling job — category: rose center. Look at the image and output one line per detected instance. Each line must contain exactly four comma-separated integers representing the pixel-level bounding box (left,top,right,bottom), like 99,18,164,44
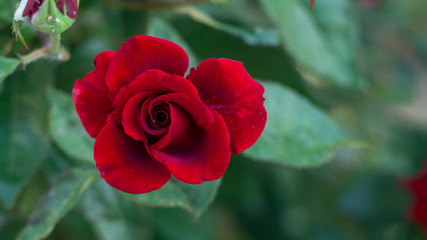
148,102,170,129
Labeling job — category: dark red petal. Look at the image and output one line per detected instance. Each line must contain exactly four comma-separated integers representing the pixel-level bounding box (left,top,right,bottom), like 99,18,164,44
147,74,213,127
122,93,152,142
407,166,427,198
405,162,427,237
73,51,115,137
94,115,171,194
139,96,168,137
411,199,427,237
56,0,78,19
186,58,267,154
106,36,189,94
152,109,230,184
113,69,169,125
22,0,45,19
113,69,212,126
150,92,212,130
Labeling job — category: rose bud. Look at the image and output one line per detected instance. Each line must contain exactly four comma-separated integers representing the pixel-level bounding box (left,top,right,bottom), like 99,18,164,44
14,0,78,35
73,35,267,194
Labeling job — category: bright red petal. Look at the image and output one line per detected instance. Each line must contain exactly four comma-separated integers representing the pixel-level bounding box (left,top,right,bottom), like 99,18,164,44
186,58,266,154
152,109,230,184
94,115,171,194
93,51,115,91
73,51,115,137
106,36,189,94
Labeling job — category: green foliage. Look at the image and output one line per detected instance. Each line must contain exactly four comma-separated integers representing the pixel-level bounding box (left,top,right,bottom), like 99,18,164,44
259,0,357,86
17,168,98,240
0,0,426,239
176,7,279,46
147,17,198,71
0,61,51,209
0,57,19,86
0,0,15,23
245,81,343,167
124,179,221,221
49,88,95,164
79,180,134,240
123,181,189,209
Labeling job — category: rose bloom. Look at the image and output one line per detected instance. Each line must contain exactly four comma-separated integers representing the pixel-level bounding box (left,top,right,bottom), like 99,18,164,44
73,35,266,194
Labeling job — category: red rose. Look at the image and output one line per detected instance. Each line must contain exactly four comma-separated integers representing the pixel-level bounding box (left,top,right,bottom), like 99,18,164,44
406,163,427,236
73,35,266,194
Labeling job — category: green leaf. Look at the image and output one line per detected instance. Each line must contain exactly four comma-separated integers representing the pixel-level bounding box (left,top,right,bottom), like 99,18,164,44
0,61,51,209
48,88,95,164
177,7,280,47
147,16,198,72
0,57,20,86
259,0,357,86
0,0,15,23
17,168,98,240
176,180,222,220
124,179,221,220
244,81,343,167
123,180,189,209
79,180,134,240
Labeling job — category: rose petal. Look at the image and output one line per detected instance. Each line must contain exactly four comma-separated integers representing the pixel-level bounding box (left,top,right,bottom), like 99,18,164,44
150,92,212,131
139,96,169,138
152,109,230,184
94,115,171,194
186,58,267,154
23,0,44,19
93,51,115,92
113,69,169,125
56,0,78,19
73,72,112,138
73,51,115,137
106,35,189,94
412,200,427,228
113,69,212,127
122,93,154,142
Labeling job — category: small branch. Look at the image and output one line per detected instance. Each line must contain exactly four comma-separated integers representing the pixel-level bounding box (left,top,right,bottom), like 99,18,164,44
17,34,69,66
18,47,50,66
111,0,217,10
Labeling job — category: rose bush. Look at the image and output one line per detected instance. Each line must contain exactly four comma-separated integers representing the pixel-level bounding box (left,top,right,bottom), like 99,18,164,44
73,35,266,194
406,162,427,236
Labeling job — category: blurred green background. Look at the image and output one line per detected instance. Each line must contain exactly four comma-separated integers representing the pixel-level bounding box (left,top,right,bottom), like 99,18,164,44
1,0,427,239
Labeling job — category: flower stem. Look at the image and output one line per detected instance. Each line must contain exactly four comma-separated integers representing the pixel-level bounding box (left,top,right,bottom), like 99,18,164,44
48,34,61,54
18,34,69,66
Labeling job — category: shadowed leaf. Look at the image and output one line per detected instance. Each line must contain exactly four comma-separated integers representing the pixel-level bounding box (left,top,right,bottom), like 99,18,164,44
17,168,98,240
245,81,343,167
